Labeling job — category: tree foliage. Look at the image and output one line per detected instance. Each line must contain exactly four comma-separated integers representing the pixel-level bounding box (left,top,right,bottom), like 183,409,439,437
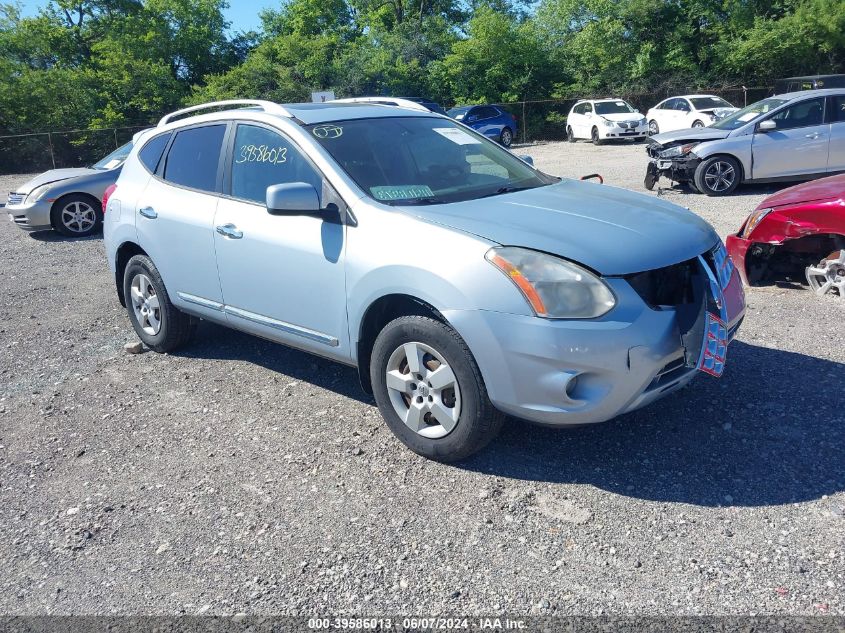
1,0,844,136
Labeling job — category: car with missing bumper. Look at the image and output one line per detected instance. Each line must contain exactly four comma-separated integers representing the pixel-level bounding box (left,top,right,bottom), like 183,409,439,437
726,173,845,297
5,142,133,236
104,98,745,462
645,89,845,196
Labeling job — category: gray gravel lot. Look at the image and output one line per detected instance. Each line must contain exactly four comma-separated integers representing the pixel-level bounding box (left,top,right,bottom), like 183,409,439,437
1,141,843,617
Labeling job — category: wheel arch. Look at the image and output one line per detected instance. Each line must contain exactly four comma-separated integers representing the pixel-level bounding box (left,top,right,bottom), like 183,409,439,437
355,293,447,394
114,241,149,306
696,152,746,182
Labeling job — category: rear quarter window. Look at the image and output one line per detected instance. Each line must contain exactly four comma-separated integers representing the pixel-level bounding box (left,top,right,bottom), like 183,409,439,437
162,124,227,193
138,132,171,173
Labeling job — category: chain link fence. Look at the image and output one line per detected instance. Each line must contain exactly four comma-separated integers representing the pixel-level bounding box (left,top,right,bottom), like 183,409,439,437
0,86,774,173
0,124,154,175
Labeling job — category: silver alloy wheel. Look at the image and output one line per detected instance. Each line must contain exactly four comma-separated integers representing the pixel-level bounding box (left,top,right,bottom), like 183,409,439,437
805,250,845,298
501,128,512,146
692,120,704,128
61,201,96,233
385,341,462,439
130,273,162,336
648,120,659,135
703,160,736,192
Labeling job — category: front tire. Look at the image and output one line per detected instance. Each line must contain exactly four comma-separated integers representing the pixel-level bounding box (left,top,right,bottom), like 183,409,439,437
123,254,196,353
591,127,604,146
51,194,102,237
567,126,576,143
499,127,513,148
648,120,659,136
694,155,741,196
370,316,504,462
692,120,704,128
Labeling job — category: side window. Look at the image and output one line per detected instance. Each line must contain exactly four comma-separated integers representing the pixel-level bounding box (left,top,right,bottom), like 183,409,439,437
138,132,171,173
676,99,691,112
230,124,322,205
584,103,593,114
475,106,497,119
830,96,845,123
162,125,226,192
573,104,582,115
769,98,825,130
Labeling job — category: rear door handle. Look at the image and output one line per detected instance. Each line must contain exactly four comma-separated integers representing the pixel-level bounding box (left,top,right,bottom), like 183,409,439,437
216,223,243,239
139,206,157,219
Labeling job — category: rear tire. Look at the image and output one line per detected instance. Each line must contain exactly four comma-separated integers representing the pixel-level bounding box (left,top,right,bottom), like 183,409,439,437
567,126,576,143
370,316,504,462
694,155,741,196
591,127,604,146
123,254,196,353
51,194,102,237
499,127,513,148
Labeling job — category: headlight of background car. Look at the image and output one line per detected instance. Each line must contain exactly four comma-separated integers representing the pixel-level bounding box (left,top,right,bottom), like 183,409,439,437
486,247,616,319
741,207,773,238
602,119,614,128
658,142,698,159
25,184,52,203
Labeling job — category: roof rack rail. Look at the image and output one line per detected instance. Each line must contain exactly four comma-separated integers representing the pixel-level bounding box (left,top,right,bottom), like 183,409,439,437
157,100,293,127
332,97,431,113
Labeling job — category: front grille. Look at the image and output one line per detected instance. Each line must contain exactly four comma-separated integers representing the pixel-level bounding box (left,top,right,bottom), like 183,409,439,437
7,192,24,205
626,258,699,308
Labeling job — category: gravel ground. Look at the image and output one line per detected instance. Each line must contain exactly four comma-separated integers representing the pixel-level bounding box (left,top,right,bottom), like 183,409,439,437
1,141,843,618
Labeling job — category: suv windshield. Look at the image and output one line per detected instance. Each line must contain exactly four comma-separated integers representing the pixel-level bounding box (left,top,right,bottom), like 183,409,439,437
594,101,635,115
307,117,554,205
689,97,733,110
710,98,789,130
92,142,133,170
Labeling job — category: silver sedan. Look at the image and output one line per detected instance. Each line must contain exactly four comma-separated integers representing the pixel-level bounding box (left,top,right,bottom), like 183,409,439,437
5,142,132,236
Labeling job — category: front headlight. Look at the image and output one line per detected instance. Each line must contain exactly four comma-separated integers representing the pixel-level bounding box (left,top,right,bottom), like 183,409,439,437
602,119,614,128
486,247,616,319
659,142,699,159
741,207,773,238
25,184,52,202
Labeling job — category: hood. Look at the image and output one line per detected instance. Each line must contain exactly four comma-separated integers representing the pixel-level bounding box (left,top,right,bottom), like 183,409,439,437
699,106,739,119
398,180,718,276
649,127,729,147
13,168,97,194
598,112,643,122
758,173,845,210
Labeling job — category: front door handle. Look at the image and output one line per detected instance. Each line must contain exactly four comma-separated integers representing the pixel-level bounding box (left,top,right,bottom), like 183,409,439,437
805,132,821,139
139,206,157,219
216,223,243,239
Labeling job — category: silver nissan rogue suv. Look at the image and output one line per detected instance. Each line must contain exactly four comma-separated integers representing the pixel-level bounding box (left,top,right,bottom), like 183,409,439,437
104,98,745,461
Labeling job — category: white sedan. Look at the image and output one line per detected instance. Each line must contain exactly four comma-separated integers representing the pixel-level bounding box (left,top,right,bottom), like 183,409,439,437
646,95,738,135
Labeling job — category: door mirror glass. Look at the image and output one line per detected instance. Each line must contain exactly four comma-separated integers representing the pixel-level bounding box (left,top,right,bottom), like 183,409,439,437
266,182,321,215
466,115,478,123
757,119,777,132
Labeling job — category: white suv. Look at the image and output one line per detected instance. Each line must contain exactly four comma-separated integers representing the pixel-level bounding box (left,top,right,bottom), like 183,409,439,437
566,98,647,144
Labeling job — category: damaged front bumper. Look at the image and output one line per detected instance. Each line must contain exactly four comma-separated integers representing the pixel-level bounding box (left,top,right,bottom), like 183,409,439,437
645,154,701,189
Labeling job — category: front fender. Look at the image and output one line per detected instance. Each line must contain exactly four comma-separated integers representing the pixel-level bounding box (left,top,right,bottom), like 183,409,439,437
691,136,752,181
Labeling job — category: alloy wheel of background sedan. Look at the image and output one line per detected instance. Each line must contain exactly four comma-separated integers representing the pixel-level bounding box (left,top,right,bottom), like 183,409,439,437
61,201,96,233
692,120,704,128
703,160,736,192
130,273,162,336
648,120,659,135
500,128,512,147
385,341,462,439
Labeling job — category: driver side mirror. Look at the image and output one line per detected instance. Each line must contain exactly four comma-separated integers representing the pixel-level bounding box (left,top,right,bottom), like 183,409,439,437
518,155,534,166
266,182,321,216
466,115,479,123
757,119,776,132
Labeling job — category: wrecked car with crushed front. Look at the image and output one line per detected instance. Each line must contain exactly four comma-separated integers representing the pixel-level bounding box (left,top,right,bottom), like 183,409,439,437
645,90,845,196
726,173,845,297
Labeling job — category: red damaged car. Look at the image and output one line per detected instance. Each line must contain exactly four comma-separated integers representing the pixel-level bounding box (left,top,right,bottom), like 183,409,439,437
726,174,845,297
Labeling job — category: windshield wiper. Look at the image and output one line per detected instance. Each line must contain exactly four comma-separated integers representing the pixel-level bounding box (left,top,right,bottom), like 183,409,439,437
479,185,535,199
393,197,445,206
